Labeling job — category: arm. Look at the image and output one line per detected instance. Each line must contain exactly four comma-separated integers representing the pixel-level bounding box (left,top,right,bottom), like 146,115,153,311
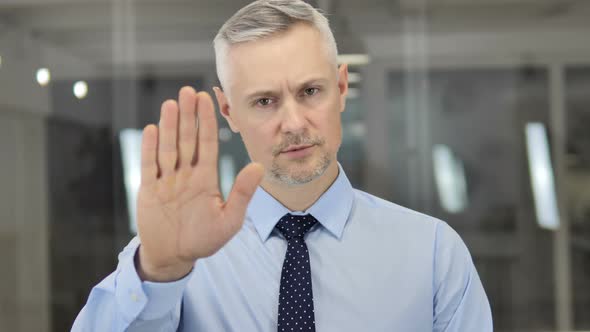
432,222,493,332
71,237,192,332
71,87,263,331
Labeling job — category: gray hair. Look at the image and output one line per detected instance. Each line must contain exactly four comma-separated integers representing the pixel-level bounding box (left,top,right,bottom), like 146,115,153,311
213,0,338,92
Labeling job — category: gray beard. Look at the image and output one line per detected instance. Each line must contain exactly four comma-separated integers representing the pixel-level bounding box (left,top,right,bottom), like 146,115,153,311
268,151,332,186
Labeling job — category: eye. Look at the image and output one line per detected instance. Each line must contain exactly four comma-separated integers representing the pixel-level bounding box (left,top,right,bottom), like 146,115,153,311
303,87,319,96
256,98,273,107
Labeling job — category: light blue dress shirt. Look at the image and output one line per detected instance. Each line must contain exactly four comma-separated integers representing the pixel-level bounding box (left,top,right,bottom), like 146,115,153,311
72,163,493,331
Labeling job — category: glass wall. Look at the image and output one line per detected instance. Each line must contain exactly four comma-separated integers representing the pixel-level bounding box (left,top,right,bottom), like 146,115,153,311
385,67,558,330
565,67,590,328
0,0,588,331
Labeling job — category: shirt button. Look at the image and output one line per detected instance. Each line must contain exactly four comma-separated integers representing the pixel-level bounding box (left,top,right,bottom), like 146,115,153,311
130,292,140,302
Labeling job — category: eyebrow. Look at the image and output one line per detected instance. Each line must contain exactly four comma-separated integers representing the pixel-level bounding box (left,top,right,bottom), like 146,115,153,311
243,78,329,102
244,90,280,102
299,78,329,88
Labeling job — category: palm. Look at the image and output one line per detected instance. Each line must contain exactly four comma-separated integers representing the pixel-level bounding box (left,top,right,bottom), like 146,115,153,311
136,87,263,281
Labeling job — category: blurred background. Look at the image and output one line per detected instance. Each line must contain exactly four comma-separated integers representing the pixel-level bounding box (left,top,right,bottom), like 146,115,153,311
0,0,589,331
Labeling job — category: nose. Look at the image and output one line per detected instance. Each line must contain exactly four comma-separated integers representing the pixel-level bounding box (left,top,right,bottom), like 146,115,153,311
279,98,307,134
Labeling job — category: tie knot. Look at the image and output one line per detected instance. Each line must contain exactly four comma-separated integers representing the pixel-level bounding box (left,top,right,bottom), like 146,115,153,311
275,213,318,240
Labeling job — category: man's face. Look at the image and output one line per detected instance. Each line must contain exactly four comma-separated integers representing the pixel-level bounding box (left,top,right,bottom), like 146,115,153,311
217,23,348,186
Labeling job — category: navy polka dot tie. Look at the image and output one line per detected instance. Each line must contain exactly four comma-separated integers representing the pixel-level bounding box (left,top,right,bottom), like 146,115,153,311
275,213,318,332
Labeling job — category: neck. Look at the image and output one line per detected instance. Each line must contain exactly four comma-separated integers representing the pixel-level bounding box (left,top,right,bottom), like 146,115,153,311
260,161,340,212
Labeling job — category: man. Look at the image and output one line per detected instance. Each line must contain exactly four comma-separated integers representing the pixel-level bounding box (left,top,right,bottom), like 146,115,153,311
73,0,493,331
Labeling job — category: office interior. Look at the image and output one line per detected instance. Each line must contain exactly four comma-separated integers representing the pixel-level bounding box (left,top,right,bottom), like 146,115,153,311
0,0,589,331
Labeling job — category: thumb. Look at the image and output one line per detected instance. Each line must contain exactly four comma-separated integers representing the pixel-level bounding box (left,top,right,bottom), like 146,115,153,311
223,162,265,231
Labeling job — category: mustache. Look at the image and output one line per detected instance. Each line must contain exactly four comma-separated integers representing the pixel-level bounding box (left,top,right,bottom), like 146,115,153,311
272,134,325,156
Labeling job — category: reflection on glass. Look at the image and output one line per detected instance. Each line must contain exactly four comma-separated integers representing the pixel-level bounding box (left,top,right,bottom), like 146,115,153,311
347,87,360,99
432,144,468,213
347,72,362,84
119,128,142,234
220,155,236,200
525,122,560,230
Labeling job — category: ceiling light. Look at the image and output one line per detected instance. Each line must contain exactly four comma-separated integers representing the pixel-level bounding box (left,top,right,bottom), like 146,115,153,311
337,54,370,66
36,68,51,86
73,81,88,99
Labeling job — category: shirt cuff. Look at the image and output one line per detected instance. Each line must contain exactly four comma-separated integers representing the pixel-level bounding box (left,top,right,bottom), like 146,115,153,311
115,239,194,322
139,269,193,320
115,239,148,323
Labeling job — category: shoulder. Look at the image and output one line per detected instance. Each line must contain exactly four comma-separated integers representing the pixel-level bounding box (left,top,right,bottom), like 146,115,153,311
349,189,476,282
351,188,443,229
349,188,468,253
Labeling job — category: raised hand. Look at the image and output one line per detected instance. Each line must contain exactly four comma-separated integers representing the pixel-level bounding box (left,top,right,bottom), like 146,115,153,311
136,86,264,282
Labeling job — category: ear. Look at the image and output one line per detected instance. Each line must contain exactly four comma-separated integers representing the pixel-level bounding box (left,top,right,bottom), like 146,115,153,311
337,64,349,113
213,86,239,133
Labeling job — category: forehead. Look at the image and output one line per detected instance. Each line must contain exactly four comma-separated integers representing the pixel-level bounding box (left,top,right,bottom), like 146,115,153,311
225,23,336,95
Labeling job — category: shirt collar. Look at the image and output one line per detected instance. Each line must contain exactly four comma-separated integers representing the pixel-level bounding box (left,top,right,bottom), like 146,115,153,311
246,162,354,242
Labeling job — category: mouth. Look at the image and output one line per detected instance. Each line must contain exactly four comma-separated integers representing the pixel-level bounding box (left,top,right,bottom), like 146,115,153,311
281,144,314,153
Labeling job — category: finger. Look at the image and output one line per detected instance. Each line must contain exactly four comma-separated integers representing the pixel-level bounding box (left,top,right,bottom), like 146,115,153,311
140,124,159,186
158,100,179,176
196,91,219,171
222,163,265,235
178,86,198,169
